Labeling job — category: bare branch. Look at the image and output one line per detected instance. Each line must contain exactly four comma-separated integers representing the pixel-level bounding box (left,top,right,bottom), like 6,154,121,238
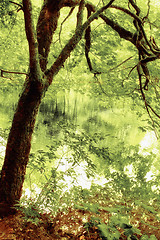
144,0,151,19
9,1,23,11
128,64,137,77
85,2,160,109
94,75,108,96
0,69,28,77
128,0,140,15
23,0,41,78
147,104,160,119
84,1,135,73
59,7,75,46
76,0,85,27
85,4,92,71
109,56,134,71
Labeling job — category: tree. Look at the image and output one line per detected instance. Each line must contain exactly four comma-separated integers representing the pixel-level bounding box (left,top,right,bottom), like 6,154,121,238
0,0,160,216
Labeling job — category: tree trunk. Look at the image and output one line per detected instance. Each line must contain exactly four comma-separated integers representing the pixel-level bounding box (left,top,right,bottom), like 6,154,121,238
0,76,44,216
0,0,114,217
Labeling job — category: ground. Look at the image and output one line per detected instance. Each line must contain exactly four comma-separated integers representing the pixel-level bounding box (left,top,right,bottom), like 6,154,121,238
0,199,160,240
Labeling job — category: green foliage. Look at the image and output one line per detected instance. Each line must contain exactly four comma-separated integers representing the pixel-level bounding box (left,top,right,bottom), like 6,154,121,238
15,202,41,225
84,210,141,240
0,0,15,25
78,198,158,240
17,182,159,238
141,235,157,240
75,203,100,213
22,114,160,220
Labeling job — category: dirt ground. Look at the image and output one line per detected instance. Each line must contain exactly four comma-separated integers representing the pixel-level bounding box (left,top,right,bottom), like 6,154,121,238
0,204,160,240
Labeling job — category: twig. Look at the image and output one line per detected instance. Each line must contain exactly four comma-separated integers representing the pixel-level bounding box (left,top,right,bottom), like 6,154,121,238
59,7,75,47
0,68,28,77
144,0,151,20
9,1,23,11
137,64,160,137
94,74,108,96
128,64,137,77
109,55,134,72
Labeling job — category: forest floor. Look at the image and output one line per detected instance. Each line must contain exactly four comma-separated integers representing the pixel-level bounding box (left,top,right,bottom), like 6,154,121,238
0,199,160,240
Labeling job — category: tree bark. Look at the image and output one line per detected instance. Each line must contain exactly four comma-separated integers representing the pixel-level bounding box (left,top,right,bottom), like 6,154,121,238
0,76,44,215
0,0,44,216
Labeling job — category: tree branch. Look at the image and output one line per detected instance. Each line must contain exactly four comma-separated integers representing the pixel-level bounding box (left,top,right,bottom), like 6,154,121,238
23,0,41,79
128,0,140,15
86,2,134,44
144,0,151,19
0,69,28,77
60,0,80,8
36,0,63,72
100,14,134,43
76,0,85,27
137,63,160,134
82,0,116,29
109,56,134,71
9,1,23,11
85,4,92,71
46,0,116,84
110,5,160,54
59,7,75,46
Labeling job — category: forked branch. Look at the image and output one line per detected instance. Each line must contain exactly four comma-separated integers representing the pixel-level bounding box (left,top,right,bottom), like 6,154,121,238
46,0,116,84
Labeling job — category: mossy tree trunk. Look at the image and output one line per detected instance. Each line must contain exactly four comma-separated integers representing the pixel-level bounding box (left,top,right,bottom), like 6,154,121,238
0,77,43,207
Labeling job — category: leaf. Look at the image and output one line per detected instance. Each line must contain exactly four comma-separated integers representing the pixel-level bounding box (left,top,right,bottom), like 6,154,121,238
140,235,149,240
97,223,109,238
149,235,158,240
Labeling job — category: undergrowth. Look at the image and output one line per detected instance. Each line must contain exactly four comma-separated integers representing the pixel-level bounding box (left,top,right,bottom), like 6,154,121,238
14,184,160,239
